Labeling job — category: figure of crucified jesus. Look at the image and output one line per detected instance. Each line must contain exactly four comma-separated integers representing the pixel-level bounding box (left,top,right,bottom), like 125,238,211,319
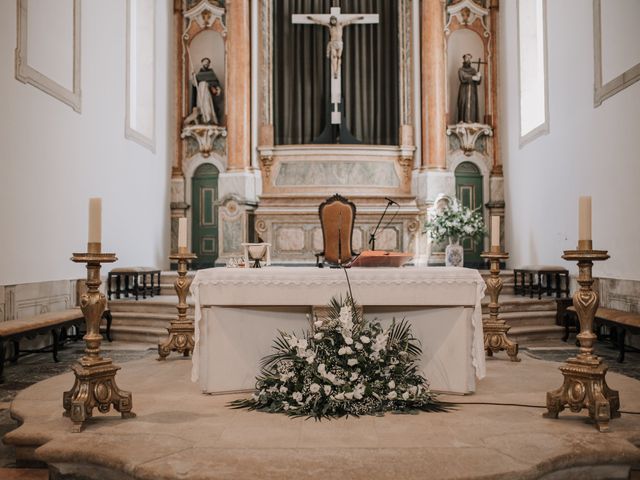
306,15,365,79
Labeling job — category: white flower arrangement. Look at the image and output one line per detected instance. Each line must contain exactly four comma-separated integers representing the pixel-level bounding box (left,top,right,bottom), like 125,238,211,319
230,296,444,419
425,198,485,244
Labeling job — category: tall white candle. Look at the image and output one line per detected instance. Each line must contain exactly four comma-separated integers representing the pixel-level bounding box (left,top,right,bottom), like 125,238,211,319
178,217,188,249
491,215,500,247
88,198,102,244
578,196,592,241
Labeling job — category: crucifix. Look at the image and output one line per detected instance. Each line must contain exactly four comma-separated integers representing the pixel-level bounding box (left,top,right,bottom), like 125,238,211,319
292,7,378,143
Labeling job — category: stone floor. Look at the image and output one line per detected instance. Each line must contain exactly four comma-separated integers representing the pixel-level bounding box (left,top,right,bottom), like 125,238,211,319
2,340,640,479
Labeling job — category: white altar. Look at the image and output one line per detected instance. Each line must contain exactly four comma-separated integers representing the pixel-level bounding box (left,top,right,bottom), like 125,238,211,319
190,267,486,395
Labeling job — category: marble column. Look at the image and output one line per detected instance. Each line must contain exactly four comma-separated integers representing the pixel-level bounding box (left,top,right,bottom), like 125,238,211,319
226,0,251,172
421,0,446,171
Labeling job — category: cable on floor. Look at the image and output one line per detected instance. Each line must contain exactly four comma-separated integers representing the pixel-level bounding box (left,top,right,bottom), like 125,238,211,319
439,400,640,415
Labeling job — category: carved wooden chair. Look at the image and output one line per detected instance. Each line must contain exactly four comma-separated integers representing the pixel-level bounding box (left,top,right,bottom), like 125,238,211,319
316,194,357,267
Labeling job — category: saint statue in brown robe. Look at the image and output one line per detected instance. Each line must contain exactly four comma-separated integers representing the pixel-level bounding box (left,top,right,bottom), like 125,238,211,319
457,54,482,123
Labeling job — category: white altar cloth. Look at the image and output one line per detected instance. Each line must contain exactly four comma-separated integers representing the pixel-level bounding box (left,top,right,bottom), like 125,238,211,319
190,267,486,394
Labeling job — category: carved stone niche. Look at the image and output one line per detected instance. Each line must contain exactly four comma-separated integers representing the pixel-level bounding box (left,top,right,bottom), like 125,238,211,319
445,0,495,158
181,0,228,157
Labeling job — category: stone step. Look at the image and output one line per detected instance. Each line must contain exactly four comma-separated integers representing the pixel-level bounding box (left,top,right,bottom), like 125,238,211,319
101,324,167,344
508,325,565,345
110,312,179,329
481,298,557,314
483,310,557,328
109,298,194,315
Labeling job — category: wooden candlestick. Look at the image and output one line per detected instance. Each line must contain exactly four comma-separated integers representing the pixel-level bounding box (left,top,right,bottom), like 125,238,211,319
544,245,619,432
158,250,197,360
481,248,519,362
64,247,135,432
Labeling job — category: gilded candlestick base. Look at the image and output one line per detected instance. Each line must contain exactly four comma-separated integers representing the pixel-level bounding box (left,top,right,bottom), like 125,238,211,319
544,356,620,432
544,247,619,431
65,249,135,432
481,251,519,362
158,252,197,360
63,359,135,433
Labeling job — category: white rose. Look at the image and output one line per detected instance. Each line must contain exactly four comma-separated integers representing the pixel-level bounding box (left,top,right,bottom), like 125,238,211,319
355,342,363,350
314,332,324,340
310,383,321,393
286,334,298,348
324,385,332,395
360,335,371,344
344,391,354,400
297,339,308,350
306,354,316,364
292,392,303,402
343,336,354,345
314,320,323,328
280,385,288,393
408,385,418,395
387,391,398,400
350,372,359,381
353,391,363,400
334,392,345,400
347,358,358,366
402,391,410,400
318,364,326,374
388,380,396,389
338,347,347,355
283,402,290,410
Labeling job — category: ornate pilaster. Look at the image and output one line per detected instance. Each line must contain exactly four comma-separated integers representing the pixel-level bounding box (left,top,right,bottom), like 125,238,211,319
544,241,620,432
421,0,447,170
226,0,251,171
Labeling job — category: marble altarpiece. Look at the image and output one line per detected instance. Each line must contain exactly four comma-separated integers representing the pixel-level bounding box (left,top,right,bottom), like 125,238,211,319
169,0,506,267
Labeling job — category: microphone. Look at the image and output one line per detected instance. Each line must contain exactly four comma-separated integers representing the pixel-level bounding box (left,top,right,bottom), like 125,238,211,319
385,197,399,206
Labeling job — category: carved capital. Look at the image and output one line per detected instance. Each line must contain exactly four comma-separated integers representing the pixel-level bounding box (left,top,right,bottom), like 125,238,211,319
447,123,493,156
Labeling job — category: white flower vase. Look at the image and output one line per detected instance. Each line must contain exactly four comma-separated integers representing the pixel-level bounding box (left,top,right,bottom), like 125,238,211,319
445,237,464,267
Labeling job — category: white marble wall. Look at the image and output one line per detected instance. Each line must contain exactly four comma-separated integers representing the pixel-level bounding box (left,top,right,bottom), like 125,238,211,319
2,279,78,322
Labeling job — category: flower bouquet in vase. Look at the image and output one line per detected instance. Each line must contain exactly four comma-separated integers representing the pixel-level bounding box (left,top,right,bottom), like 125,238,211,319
425,199,485,267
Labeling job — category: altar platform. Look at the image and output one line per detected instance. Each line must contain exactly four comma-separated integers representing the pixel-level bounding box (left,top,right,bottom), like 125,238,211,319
5,353,640,479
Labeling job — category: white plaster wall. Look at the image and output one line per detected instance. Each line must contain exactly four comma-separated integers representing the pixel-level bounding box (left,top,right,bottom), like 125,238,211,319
500,0,640,281
0,1,173,285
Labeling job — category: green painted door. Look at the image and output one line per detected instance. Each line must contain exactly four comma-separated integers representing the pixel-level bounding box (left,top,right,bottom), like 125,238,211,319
191,164,219,269
455,162,484,267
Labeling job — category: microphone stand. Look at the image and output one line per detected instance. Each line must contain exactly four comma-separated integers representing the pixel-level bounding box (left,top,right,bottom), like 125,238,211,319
369,199,394,251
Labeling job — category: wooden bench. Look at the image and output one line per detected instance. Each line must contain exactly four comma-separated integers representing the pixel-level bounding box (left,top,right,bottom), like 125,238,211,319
0,308,113,382
564,306,640,363
513,265,570,300
107,267,161,300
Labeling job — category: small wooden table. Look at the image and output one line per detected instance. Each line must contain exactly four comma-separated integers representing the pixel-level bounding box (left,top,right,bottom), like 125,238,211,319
513,265,569,300
107,267,161,300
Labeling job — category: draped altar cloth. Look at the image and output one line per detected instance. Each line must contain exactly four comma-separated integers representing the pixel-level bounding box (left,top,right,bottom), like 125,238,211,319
190,267,486,395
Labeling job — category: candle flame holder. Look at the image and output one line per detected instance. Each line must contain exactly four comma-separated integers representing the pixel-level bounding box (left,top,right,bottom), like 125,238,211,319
63,243,135,432
158,249,197,360
544,240,620,432
481,247,519,362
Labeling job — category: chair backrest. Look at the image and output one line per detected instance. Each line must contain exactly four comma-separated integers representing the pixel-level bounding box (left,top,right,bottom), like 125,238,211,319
319,194,356,265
